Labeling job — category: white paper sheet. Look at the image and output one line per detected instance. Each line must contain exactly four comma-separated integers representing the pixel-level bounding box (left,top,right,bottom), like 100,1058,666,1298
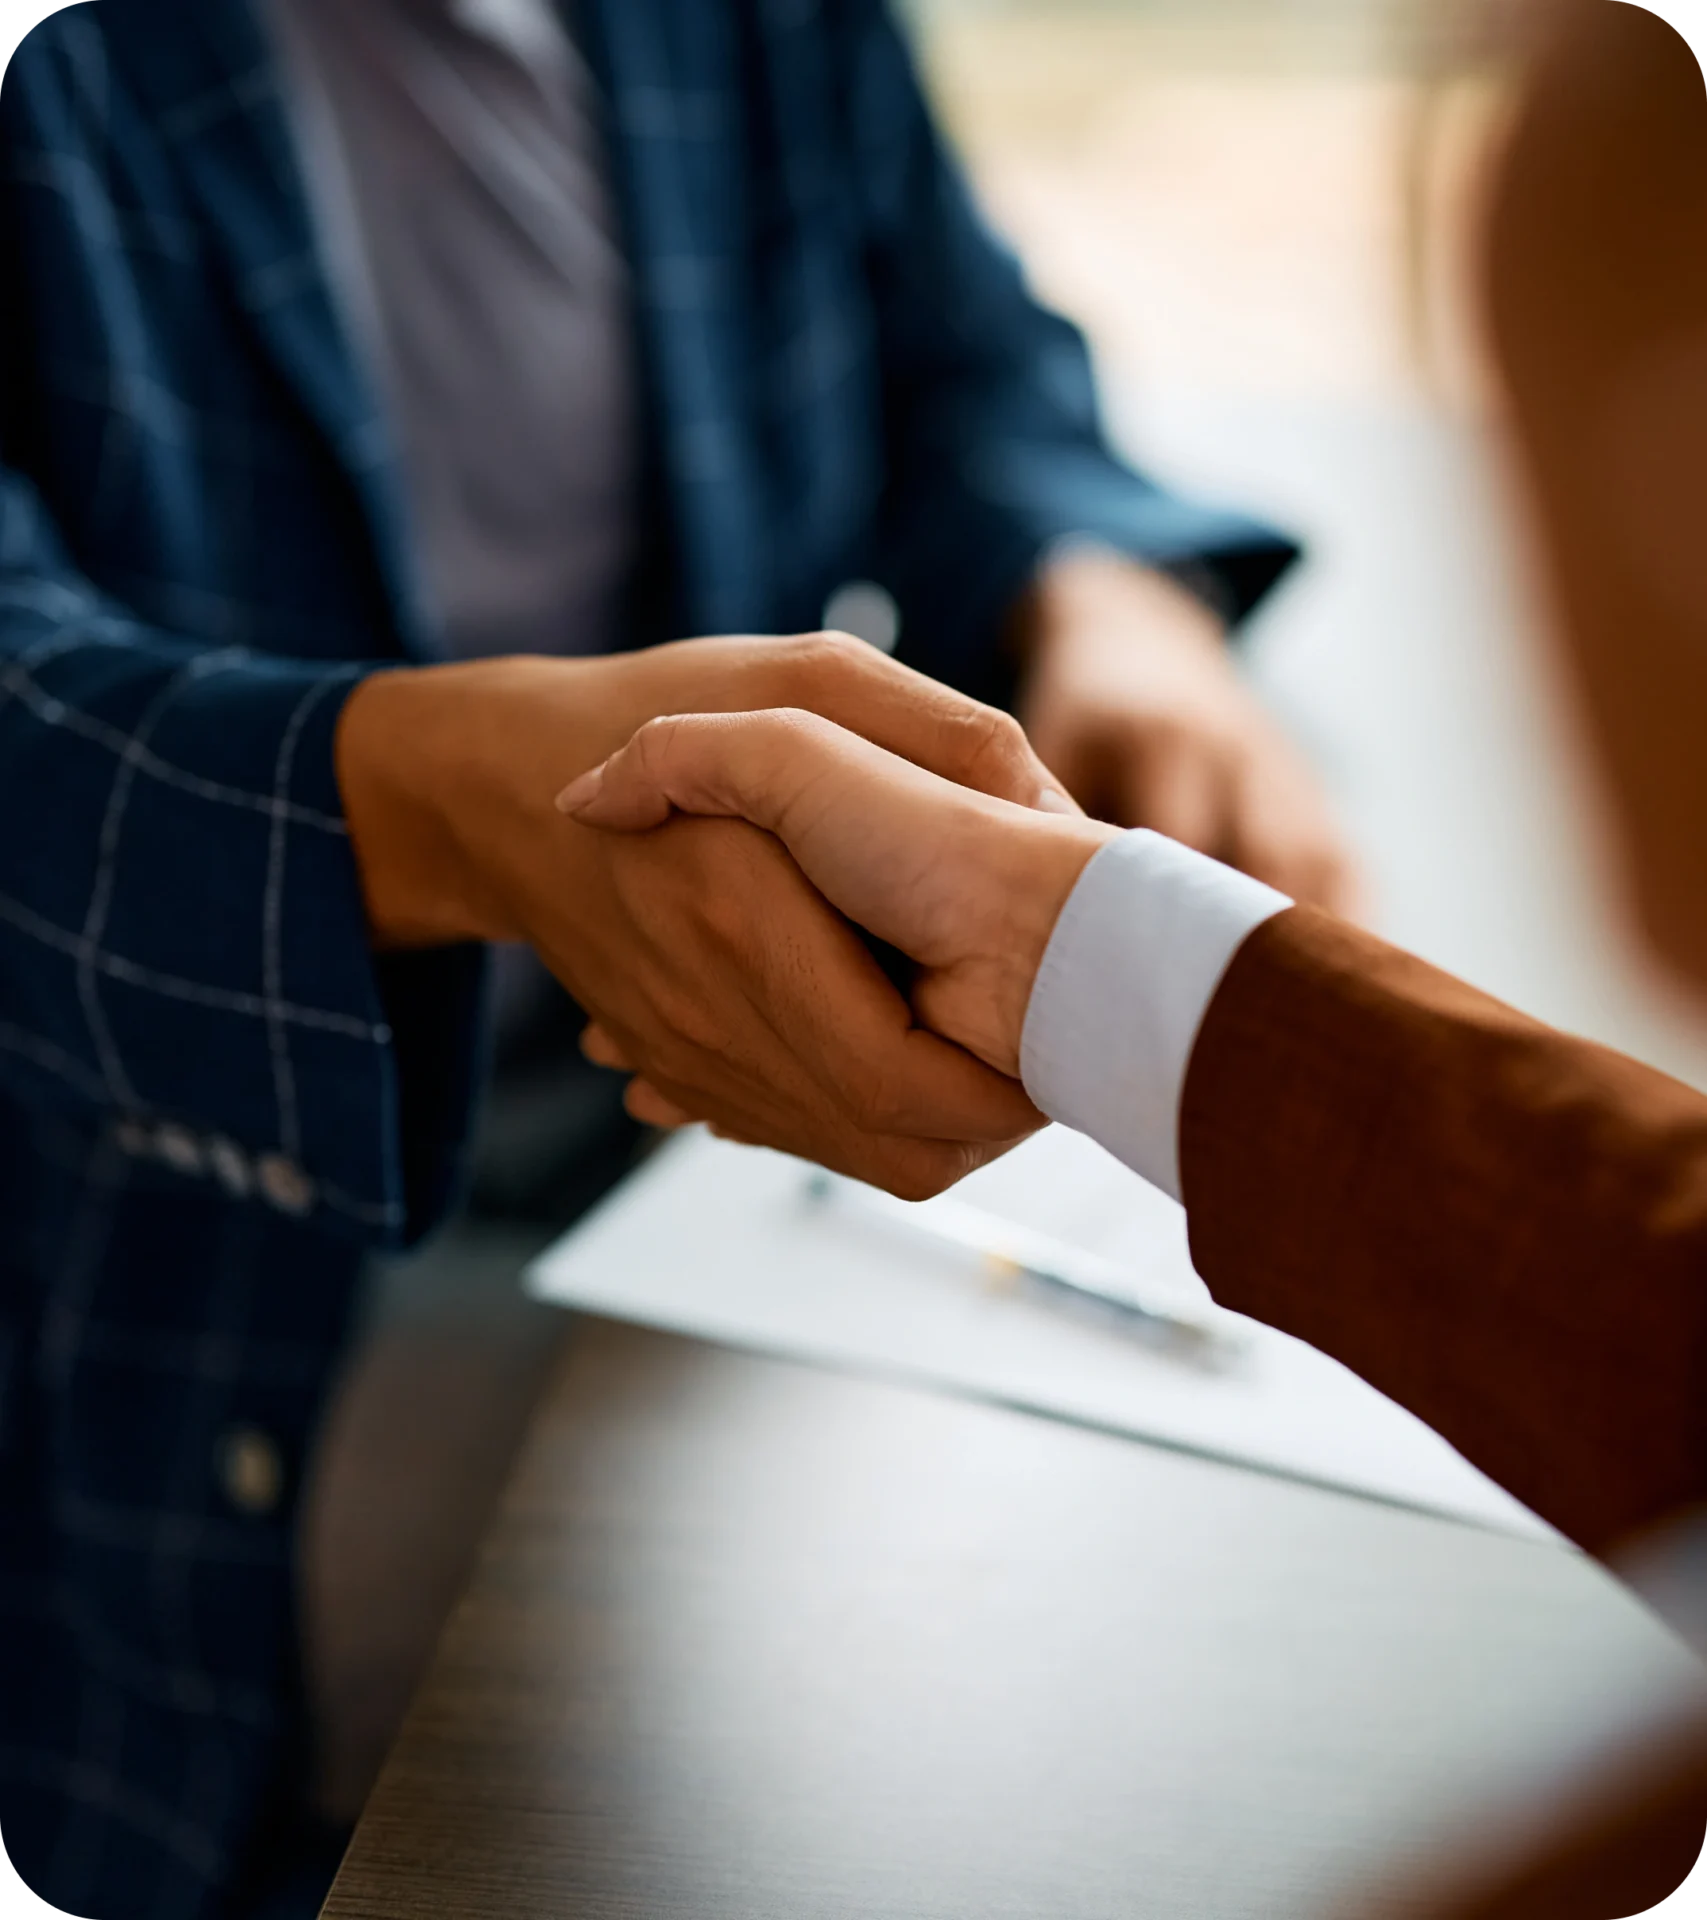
527,1126,1556,1542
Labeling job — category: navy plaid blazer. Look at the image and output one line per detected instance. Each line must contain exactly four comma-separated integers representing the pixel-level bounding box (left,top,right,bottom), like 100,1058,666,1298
0,1,1294,1912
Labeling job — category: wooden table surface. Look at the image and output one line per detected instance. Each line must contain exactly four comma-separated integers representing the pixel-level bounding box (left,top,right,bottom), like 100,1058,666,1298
322,1317,1704,1920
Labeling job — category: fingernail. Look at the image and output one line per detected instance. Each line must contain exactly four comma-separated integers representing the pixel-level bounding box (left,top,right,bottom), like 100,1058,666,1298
1036,785,1079,815
556,765,605,815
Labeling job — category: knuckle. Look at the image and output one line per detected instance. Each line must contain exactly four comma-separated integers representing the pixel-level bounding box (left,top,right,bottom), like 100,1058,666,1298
967,704,1032,775
839,1056,911,1136
983,704,1031,754
630,712,682,771
652,976,731,1058
778,629,868,687
758,706,827,753
862,1089,911,1138
806,627,866,660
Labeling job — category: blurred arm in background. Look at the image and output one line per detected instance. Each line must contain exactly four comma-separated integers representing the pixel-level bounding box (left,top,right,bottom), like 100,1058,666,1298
834,0,1360,910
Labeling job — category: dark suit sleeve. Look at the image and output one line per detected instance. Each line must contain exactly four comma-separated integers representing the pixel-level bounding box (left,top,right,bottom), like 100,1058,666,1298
1180,907,1707,1555
834,0,1299,701
0,468,484,1250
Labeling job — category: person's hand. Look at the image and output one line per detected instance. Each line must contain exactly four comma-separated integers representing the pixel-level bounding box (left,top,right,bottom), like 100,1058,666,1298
336,634,1060,1198
1015,546,1362,914
560,710,1120,1089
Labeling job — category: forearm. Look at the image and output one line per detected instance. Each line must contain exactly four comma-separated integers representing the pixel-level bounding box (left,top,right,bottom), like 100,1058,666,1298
1180,909,1707,1555
839,0,1295,698
561,694,1707,1546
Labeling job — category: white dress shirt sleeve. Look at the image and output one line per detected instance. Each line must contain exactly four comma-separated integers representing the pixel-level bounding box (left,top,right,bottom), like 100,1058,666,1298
1019,831,1292,1201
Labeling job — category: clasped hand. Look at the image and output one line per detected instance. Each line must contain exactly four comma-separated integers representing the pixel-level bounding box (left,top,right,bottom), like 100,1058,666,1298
561,708,1121,1173
339,615,1337,1202
338,633,1067,1199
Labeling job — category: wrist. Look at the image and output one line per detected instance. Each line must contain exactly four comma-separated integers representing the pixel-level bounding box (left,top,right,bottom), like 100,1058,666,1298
336,660,576,950
927,813,1119,1079
1014,545,1229,672
1002,817,1123,1048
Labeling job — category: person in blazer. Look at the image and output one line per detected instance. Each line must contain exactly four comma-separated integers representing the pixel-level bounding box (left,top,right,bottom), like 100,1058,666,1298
0,0,1356,1911
560,4,1707,1909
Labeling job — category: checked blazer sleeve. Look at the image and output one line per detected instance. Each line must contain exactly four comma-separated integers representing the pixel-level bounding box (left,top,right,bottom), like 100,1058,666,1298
0,470,483,1250
0,9,479,1908
835,0,1300,698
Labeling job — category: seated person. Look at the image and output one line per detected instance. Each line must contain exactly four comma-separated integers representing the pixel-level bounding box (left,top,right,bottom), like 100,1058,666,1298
0,0,1353,1912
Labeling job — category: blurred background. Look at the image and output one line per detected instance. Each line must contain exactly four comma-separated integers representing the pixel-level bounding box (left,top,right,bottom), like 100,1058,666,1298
905,0,1707,1089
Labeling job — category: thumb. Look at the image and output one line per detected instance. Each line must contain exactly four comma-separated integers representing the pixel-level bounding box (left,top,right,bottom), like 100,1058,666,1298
557,709,1092,1020
557,709,871,838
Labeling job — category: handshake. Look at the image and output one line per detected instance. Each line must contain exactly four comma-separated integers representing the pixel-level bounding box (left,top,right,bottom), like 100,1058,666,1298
339,631,1120,1197
559,698,1122,1193
336,619,1327,1198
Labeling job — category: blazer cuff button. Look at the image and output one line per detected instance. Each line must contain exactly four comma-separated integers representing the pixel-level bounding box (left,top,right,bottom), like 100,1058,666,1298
218,1427,285,1518
256,1153,316,1218
154,1124,205,1177
207,1138,254,1199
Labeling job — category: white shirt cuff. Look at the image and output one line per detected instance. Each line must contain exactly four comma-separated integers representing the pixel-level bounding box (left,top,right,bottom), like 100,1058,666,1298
1019,831,1292,1200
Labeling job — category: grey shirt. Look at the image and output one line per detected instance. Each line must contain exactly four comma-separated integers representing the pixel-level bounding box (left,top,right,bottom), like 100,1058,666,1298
266,0,640,660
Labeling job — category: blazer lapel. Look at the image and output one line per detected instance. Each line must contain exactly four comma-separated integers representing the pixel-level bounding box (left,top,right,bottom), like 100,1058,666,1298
98,0,428,655
573,0,772,636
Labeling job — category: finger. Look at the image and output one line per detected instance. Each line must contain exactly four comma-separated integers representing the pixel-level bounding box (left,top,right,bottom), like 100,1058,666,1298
649,1084,1035,1202
855,1131,1034,1204
613,1050,1035,1201
563,709,871,835
623,1078,696,1130
559,711,1104,1030
561,814,1046,1182
562,713,1022,968
602,983,1044,1197
747,1123,1035,1204
649,630,1074,812
580,1023,633,1071
619,1005,1042,1174
614,860,1042,1147
784,632,1080,810
830,1018,1044,1145
707,844,1044,1145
